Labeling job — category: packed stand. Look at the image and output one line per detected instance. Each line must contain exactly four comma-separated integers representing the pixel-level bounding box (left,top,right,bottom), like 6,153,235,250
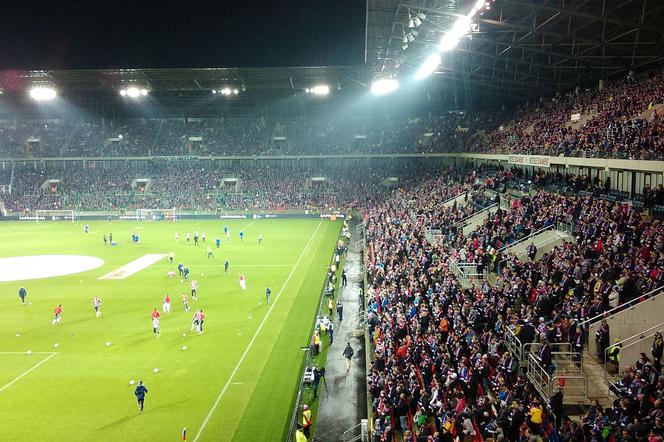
364,166,664,441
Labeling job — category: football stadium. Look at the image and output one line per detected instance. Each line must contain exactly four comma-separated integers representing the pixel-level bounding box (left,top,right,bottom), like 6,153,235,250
1,1,664,441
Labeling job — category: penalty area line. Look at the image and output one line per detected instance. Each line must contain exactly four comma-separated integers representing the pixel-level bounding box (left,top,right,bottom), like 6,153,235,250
0,352,58,394
193,220,323,442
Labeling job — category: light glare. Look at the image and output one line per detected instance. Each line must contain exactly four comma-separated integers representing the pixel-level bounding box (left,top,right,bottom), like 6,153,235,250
29,87,57,101
371,78,399,96
416,54,441,80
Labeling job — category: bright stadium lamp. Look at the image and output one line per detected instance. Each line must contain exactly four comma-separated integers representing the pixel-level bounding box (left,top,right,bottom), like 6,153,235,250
307,85,330,96
140,88,148,96
371,78,399,96
29,87,57,101
126,87,141,98
233,89,239,95
416,54,441,80
120,89,127,96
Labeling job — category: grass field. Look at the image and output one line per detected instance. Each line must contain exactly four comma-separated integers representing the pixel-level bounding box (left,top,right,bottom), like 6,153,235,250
0,218,341,441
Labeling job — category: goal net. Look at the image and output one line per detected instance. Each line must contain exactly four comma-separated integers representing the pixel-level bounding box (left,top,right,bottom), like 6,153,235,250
135,208,179,222
35,209,76,222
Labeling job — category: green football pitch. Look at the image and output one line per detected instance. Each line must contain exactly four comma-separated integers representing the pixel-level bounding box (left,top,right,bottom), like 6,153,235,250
0,218,341,441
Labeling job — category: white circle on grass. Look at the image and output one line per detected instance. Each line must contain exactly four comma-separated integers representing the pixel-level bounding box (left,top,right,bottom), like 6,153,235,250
0,255,104,282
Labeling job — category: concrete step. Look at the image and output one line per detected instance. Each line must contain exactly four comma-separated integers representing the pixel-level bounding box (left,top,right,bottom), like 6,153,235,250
505,229,572,261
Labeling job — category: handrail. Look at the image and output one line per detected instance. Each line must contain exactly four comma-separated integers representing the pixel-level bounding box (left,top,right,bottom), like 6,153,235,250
603,321,664,375
439,190,469,207
505,326,524,361
578,285,664,330
456,203,497,227
497,223,555,253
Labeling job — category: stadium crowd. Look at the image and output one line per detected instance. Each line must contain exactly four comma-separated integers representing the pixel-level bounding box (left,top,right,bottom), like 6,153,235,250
0,164,394,213
1,71,663,160
363,165,664,441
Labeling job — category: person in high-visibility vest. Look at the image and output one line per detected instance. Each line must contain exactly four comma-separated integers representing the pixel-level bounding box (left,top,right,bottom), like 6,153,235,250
301,404,312,439
295,423,307,442
607,342,622,372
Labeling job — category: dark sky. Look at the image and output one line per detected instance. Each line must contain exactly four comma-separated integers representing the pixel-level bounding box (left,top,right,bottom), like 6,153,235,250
0,0,366,70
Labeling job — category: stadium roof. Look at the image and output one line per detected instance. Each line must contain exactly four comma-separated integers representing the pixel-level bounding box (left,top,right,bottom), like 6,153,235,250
367,0,664,103
0,66,369,98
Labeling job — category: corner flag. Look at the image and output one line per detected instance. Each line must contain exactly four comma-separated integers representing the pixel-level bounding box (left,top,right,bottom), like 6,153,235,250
239,274,247,290
182,427,187,441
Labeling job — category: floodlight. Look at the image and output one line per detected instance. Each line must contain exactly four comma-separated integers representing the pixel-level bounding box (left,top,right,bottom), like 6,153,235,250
475,0,485,8
402,43,408,50
414,17,422,27
417,12,426,20
233,89,239,95
402,34,409,44
406,33,415,42
371,78,399,96
126,87,141,98
221,87,231,95
408,18,415,28
29,87,57,101
140,89,148,96
212,89,217,94
312,85,330,95
411,29,419,37
120,90,127,96
415,54,441,80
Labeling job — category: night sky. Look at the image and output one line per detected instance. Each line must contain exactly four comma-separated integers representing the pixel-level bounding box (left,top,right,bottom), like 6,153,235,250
0,0,366,70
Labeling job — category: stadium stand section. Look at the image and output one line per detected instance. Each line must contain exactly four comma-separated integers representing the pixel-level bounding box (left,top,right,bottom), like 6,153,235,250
1,71,663,160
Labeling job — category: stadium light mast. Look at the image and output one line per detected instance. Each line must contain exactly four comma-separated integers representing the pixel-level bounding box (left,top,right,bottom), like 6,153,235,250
414,0,494,80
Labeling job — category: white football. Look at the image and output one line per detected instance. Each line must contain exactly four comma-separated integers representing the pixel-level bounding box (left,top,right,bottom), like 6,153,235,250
182,346,187,351
26,350,32,355
153,368,159,373
54,343,60,348
15,334,20,337
180,279,183,283
129,380,135,385
182,333,187,337
105,342,111,347
201,273,204,276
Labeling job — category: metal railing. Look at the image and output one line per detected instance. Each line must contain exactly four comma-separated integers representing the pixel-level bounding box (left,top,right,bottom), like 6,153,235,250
527,353,588,404
579,285,664,344
343,420,368,442
456,203,497,230
448,259,488,288
505,326,573,367
603,322,664,376
497,223,555,253
439,190,469,207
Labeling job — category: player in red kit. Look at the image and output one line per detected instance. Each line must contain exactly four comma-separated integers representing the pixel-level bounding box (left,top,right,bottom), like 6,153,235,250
52,305,63,325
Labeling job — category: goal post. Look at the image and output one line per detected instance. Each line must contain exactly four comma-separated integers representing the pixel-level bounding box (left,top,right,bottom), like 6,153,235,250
135,208,179,222
35,209,76,223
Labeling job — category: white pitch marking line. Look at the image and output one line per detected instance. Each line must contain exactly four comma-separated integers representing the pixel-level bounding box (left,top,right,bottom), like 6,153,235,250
193,220,323,442
0,352,57,355
0,352,58,394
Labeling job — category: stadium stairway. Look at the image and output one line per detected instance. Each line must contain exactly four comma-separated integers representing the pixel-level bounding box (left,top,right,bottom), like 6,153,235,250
501,226,572,262
315,235,367,442
460,203,500,236
442,190,469,209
